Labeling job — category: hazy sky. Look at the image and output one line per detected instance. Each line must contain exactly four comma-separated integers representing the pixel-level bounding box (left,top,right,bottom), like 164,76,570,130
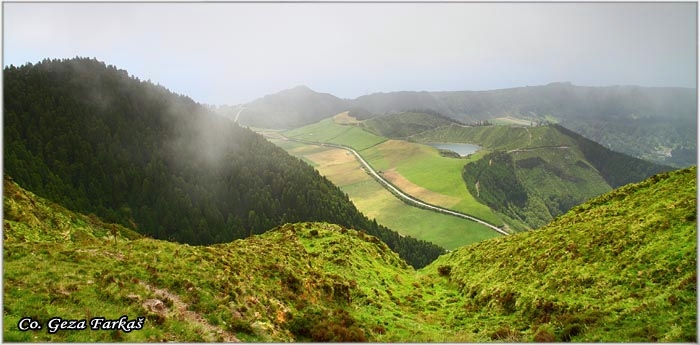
3,2,697,105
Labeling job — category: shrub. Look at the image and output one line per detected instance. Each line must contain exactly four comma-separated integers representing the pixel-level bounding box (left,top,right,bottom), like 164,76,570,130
438,265,452,277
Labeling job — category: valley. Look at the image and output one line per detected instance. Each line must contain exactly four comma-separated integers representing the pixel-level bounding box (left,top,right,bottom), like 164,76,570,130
269,137,502,250
238,83,696,168
3,58,695,343
4,164,696,342
267,110,671,246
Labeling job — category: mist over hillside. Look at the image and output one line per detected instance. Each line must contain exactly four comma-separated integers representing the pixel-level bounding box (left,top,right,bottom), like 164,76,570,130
234,82,696,167
3,58,444,268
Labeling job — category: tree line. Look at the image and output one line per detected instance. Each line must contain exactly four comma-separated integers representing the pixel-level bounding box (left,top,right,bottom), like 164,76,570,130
4,57,445,268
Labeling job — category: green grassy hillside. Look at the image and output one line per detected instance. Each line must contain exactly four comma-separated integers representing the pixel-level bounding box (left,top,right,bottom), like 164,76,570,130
3,176,143,243
284,117,387,151
425,166,697,341
415,123,672,229
3,177,467,342
361,111,460,139
3,167,696,342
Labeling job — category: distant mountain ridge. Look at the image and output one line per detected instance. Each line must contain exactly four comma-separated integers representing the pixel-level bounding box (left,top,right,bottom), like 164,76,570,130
237,85,348,128
235,82,696,167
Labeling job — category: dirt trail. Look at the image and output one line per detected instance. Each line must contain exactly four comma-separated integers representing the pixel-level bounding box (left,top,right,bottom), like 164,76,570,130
140,282,240,342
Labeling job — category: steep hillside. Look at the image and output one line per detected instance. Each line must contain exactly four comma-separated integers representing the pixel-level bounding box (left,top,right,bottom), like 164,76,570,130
411,123,673,229
2,179,462,342
425,166,697,342
3,58,444,268
237,85,349,129
3,176,142,243
5,164,696,342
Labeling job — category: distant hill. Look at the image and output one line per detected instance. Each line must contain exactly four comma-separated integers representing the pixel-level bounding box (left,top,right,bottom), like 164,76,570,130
4,161,695,341
237,82,696,167
3,58,444,268
353,83,697,167
408,123,674,229
360,111,463,139
237,85,349,128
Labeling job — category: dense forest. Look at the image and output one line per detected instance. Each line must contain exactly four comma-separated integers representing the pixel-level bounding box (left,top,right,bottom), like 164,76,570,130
462,151,529,222
3,58,444,268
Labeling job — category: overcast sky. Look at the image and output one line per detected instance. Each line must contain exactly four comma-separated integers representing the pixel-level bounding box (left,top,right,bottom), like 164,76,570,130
3,2,697,105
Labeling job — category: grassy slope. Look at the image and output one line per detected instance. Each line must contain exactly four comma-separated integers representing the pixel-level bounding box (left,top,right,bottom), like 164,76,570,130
424,166,697,341
4,166,696,342
361,112,458,139
414,124,653,229
283,118,505,226
3,176,143,243
284,117,386,151
2,177,453,341
271,139,500,249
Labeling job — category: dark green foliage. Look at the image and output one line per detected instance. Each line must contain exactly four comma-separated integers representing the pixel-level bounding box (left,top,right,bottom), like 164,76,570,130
437,265,452,277
237,85,348,129
462,151,528,214
3,58,443,268
554,125,673,188
362,111,461,139
289,307,367,342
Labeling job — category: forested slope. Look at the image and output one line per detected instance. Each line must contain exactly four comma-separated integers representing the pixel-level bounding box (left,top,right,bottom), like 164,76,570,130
3,58,444,268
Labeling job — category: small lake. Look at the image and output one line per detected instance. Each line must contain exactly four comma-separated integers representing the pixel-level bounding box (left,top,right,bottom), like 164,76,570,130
427,142,481,157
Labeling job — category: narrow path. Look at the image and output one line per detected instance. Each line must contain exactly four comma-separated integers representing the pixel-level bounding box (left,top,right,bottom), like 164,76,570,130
507,145,570,153
234,107,245,123
140,282,240,342
277,134,509,236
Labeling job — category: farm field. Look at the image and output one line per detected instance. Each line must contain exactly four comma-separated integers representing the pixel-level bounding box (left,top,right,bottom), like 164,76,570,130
280,118,508,228
269,138,501,249
284,117,386,151
362,140,504,225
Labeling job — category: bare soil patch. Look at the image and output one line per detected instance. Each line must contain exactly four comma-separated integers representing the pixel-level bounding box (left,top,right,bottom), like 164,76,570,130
382,169,461,207
333,111,360,124
140,282,240,342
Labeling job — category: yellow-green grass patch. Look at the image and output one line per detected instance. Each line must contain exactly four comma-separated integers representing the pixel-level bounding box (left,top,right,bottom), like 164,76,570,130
362,140,504,226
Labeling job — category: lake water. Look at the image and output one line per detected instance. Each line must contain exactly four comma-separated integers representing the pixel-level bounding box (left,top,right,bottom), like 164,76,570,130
428,142,481,156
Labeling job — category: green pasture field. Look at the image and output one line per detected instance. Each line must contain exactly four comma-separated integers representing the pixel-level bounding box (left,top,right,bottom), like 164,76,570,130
283,118,386,151
361,140,504,226
269,140,501,249
279,119,507,227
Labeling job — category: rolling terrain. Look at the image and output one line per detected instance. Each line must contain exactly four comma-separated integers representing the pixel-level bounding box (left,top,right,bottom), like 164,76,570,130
236,83,696,167
5,163,696,342
277,112,671,235
270,138,501,250
412,122,673,229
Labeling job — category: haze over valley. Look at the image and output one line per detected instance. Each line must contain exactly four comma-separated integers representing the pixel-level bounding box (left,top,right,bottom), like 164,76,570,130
3,2,697,342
